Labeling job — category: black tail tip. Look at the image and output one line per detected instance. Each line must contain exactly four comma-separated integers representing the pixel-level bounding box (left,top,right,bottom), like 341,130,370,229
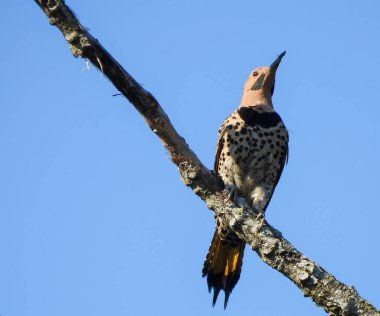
212,288,220,307
224,293,230,309
210,287,231,309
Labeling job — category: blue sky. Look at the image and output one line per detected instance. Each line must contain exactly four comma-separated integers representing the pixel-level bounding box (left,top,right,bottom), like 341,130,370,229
1,1,379,315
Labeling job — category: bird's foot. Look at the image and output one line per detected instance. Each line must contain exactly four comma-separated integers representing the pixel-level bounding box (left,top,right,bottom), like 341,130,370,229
250,212,266,250
222,186,238,204
256,212,266,230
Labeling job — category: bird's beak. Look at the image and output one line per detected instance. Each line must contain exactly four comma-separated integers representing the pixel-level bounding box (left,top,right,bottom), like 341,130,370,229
260,51,286,96
269,51,286,72
249,51,286,94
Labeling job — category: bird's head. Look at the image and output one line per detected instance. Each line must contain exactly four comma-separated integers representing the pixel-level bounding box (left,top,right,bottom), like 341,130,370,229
240,51,286,111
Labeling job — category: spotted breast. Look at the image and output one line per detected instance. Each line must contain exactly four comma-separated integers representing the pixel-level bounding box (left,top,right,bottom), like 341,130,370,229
216,107,288,213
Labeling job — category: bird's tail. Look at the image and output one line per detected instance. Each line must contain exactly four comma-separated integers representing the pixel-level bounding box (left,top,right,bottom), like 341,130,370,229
202,230,245,308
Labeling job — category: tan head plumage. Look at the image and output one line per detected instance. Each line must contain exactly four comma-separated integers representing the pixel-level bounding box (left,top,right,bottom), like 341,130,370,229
240,51,286,111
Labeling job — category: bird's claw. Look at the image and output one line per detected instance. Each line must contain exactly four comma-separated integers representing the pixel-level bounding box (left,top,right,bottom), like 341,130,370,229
222,186,238,204
256,212,266,230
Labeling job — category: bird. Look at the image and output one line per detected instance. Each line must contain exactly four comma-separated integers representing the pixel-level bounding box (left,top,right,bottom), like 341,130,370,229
202,51,289,308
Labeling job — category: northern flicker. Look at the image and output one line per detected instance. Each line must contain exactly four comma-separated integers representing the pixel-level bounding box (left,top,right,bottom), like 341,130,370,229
202,52,289,308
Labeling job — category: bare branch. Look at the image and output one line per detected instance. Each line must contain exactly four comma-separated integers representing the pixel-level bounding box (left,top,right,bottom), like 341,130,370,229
34,1,379,315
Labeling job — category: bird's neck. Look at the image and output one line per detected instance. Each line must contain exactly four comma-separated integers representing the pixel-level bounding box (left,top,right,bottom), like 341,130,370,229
239,90,273,110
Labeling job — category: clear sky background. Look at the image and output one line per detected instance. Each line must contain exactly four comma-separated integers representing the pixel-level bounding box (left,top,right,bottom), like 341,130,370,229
1,1,379,315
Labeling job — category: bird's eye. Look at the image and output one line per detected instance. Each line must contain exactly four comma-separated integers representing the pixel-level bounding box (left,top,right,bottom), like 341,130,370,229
253,71,259,77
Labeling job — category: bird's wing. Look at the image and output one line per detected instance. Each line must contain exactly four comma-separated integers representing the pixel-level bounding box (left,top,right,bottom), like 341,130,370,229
213,114,231,174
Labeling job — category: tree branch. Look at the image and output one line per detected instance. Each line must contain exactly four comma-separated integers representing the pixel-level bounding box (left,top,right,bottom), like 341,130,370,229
35,1,379,315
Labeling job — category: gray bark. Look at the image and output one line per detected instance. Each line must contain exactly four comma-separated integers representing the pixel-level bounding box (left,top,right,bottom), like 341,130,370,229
34,1,379,315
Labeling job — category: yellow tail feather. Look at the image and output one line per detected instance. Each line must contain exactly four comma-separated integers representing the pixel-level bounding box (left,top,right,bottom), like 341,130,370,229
202,230,245,308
